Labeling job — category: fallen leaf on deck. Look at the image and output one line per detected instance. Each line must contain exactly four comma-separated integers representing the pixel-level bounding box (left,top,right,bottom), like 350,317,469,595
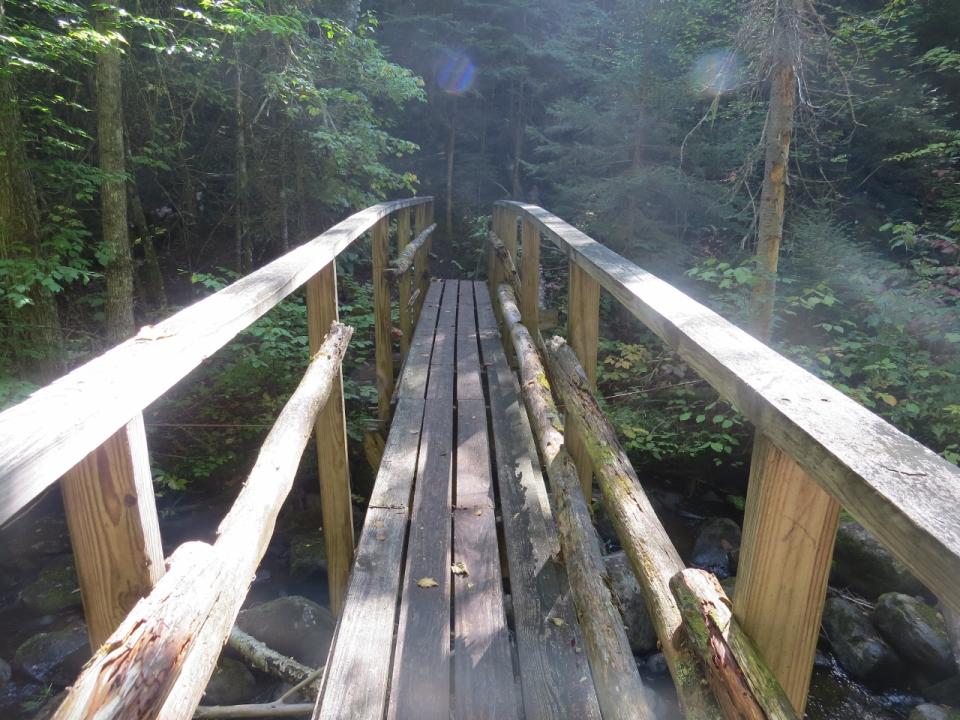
376,533,386,541
451,561,469,577
416,577,439,588
548,616,566,627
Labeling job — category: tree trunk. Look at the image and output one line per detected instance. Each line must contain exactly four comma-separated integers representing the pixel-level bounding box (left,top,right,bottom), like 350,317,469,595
511,77,524,199
127,175,166,311
235,54,251,273
97,3,135,344
750,52,796,342
445,105,456,236
0,8,63,380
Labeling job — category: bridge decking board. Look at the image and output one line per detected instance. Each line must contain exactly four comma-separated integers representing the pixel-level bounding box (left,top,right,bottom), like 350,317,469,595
314,279,600,720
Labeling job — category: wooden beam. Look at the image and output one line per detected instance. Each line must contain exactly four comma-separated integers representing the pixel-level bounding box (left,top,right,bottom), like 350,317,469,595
396,208,413,357
61,413,165,648
54,324,353,720
567,260,600,497
0,197,432,525
734,435,840,713
372,218,393,427
496,284,655,720
305,264,354,616
494,200,960,613
519,218,540,329
671,569,800,720
544,336,721,719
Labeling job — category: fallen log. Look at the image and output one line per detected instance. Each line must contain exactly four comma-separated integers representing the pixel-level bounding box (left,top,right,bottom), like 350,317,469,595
487,233,523,306
384,223,436,279
226,628,321,697
193,702,314,719
544,335,721,719
496,283,654,720
670,569,799,720
54,323,353,720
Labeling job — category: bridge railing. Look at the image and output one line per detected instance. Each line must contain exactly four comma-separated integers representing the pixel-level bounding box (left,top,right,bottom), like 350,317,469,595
488,200,960,713
0,197,433,718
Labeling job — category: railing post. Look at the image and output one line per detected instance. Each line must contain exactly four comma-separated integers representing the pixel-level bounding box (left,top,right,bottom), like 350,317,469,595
372,217,393,427
61,413,165,648
734,433,840,713
567,261,600,496
488,207,504,294
413,202,433,322
519,218,540,329
306,263,354,616
397,208,413,358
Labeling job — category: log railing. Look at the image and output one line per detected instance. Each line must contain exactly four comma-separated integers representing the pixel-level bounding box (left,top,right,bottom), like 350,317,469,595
0,197,433,718
487,200,960,715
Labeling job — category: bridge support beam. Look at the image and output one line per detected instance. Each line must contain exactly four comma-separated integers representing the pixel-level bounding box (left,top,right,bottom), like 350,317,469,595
306,263,354,616
61,413,165,648
734,433,840,713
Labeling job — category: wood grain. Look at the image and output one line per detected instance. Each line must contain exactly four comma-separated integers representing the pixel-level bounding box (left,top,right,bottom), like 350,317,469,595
395,281,443,400
567,259,600,497
520,218,540,330
734,434,840,713
0,197,431,525
305,263,354,616
396,207,413,357
372,218,394,427
495,200,960,613
61,413,165,647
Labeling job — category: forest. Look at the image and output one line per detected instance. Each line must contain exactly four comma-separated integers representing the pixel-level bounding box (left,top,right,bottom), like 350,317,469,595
1,0,959,718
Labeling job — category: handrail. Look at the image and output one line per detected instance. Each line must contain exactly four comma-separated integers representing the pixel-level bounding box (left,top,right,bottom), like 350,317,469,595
494,200,960,613
0,196,432,524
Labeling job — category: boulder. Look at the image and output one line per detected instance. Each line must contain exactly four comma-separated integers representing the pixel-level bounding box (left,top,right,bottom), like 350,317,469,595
911,705,960,720
822,596,903,688
0,658,9,687
603,551,657,654
927,676,960,707
203,657,257,705
19,556,81,615
0,515,71,572
14,621,90,686
690,517,741,579
873,594,956,682
237,596,335,667
832,520,925,600
288,532,327,582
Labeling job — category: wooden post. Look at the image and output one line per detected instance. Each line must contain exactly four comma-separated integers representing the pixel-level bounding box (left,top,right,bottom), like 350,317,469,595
306,264,354,616
519,218,539,329
734,434,841,714
567,261,600,496
60,413,164,648
372,218,393,428
413,203,432,321
397,208,413,358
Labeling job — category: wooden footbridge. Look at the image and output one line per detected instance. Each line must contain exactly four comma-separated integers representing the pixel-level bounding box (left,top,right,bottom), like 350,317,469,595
2,197,960,719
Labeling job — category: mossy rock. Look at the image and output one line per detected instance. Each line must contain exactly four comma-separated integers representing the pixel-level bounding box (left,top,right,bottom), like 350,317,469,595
910,704,960,720
822,596,904,688
19,556,81,615
288,531,327,582
873,593,956,682
831,521,925,600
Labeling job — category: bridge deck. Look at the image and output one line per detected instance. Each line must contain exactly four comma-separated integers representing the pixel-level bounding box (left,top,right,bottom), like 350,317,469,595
314,279,602,720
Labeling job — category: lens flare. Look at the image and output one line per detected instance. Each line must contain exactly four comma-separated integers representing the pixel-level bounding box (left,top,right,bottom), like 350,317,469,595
436,50,476,96
690,49,741,97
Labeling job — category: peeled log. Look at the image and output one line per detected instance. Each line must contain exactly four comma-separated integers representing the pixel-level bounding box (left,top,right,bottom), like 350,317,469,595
496,283,654,720
544,335,721,719
670,569,798,720
54,323,353,720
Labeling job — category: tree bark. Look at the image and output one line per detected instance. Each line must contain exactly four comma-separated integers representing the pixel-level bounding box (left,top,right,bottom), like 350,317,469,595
0,0,64,380
127,174,167,311
750,28,797,342
445,105,456,236
235,54,250,273
97,3,136,344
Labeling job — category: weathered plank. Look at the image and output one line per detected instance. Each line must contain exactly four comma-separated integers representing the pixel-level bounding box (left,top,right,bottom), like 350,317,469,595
424,280,457,401
520,218,540,329
567,259,600,496
387,396,454,720
0,197,431,525
314,398,426,720
734,435,840,713
496,200,960,613
474,282,602,720
453,398,519,719
305,262,353,616
396,280,443,400
396,208,413,357
60,413,165,648
456,282,484,401
372,218,393,426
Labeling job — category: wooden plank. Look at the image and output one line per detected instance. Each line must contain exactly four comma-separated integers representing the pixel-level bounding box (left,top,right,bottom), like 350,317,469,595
396,281,443,400
453,397,519,719
387,397,454,720
397,208,413,357
60,413,165,648
495,201,960,613
567,260,600,497
0,196,432,525
372,218,393,427
734,434,840,713
305,263,354,616
457,282,484,401
425,280,457,401
474,282,602,720
314,398,426,720
520,218,540,329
